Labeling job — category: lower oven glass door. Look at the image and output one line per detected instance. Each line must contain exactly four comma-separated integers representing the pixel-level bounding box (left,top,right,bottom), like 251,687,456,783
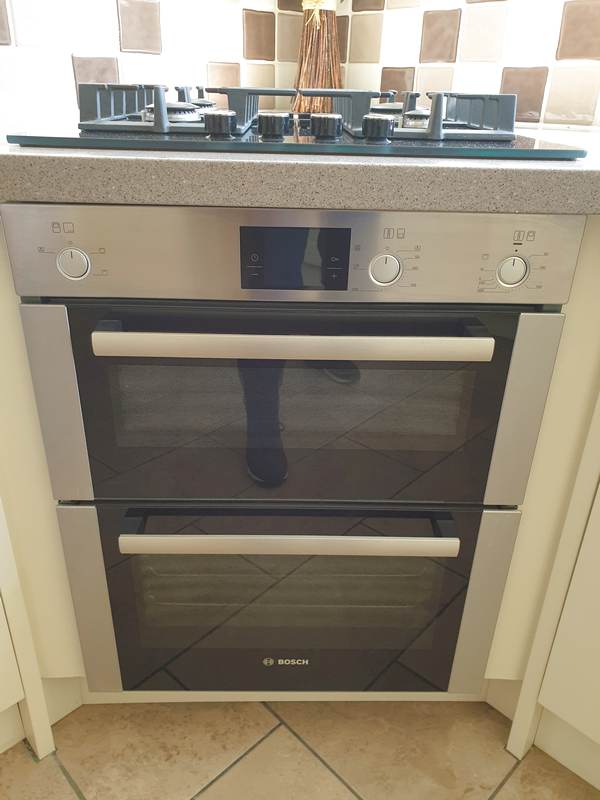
66,303,519,503
60,504,518,693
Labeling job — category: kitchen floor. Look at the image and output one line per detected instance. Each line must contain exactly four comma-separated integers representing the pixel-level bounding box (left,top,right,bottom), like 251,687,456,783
1,702,598,800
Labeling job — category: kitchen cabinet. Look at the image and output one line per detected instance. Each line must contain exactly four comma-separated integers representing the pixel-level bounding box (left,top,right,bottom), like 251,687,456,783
0,595,24,713
538,481,600,745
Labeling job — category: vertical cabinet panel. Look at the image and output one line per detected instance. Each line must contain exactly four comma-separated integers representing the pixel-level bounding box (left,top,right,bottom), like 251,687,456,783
0,596,24,713
539,485,600,745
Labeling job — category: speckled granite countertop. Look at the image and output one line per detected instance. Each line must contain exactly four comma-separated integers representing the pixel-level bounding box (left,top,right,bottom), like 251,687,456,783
1,141,600,214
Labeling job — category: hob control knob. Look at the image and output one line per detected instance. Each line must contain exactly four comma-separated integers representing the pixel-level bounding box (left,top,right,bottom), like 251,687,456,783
369,253,402,285
56,247,91,280
310,112,343,141
362,113,395,142
258,111,291,140
204,109,237,138
497,256,529,287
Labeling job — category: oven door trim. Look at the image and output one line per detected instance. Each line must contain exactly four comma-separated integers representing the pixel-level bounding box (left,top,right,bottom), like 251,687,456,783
21,304,93,501
484,313,564,506
57,504,519,695
448,508,520,693
57,504,122,692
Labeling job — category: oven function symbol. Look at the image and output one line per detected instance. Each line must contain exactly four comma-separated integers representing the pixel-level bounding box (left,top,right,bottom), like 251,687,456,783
56,247,91,280
397,227,406,239
383,227,394,239
63,222,75,233
369,253,402,286
513,230,526,243
497,255,529,287
51,222,61,233
249,252,260,263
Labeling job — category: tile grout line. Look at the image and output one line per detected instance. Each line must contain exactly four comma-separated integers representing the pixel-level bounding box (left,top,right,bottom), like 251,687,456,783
263,703,367,800
487,758,521,800
190,721,282,798
52,752,88,800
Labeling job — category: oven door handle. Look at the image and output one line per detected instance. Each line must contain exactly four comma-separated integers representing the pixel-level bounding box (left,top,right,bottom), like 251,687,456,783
117,534,460,558
92,332,495,362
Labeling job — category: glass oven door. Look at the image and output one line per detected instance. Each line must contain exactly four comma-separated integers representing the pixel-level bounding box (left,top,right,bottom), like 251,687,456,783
67,303,519,504
94,504,484,692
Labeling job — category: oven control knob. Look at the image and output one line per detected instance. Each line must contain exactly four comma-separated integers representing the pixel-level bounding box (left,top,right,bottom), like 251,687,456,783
362,113,395,142
204,109,237,138
311,112,343,141
497,256,529,287
369,253,402,285
56,247,91,280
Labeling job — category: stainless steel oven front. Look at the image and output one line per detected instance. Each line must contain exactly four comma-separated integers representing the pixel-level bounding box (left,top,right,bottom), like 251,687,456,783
1,203,585,696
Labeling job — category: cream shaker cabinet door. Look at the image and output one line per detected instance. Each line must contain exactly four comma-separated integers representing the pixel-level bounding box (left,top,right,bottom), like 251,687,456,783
539,485,600,745
0,595,24,712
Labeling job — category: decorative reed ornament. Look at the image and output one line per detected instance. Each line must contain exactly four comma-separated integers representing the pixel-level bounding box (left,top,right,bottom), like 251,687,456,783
293,0,342,114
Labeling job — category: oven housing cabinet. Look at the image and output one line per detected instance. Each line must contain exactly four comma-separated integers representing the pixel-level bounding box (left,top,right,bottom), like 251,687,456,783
2,204,584,698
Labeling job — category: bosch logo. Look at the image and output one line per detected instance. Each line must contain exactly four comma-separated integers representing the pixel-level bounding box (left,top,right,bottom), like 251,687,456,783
262,657,275,666
261,657,310,667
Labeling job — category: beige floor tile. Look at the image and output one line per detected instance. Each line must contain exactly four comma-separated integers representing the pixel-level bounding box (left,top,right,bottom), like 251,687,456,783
270,701,516,800
53,703,277,800
495,747,600,800
0,743,76,800
200,726,357,799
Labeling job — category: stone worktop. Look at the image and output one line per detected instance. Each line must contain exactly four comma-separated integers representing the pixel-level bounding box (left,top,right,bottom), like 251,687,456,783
1,139,600,214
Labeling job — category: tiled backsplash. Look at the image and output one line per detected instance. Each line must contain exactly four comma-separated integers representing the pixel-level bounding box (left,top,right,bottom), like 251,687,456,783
1,0,600,137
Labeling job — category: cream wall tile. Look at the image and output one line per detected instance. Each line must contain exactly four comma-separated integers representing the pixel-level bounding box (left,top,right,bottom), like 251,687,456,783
275,60,297,107
243,62,276,107
415,65,454,107
203,0,243,63
12,0,119,50
545,66,600,125
503,0,564,66
379,8,423,66
346,62,384,88
459,3,508,62
349,12,383,63
387,0,420,7
452,62,502,94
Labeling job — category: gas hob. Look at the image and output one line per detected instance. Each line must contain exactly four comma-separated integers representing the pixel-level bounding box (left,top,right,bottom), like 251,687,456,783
7,83,587,160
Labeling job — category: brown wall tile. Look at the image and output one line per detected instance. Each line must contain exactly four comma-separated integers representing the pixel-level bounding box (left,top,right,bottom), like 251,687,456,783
0,0,10,45
72,56,120,86
243,9,275,61
278,0,302,10
207,62,241,108
557,1,600,60
501,66,548,123
337,15,350,63
349,13,383,63
117,0,162,55
353,0,384,10
420,9,461,63
380,66,415,95
277,12,303,62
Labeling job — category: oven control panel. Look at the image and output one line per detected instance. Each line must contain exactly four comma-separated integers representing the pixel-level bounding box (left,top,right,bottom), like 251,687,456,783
1,204,586,305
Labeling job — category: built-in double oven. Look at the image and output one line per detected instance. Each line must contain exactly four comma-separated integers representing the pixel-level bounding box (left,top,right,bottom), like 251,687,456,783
1,204,585,696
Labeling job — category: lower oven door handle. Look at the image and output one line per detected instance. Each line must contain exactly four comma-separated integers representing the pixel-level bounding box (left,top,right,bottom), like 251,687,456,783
117,534,460,558
92,332,495,362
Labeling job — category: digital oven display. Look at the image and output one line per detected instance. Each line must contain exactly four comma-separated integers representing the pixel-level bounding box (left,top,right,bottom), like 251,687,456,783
240,226,351,291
